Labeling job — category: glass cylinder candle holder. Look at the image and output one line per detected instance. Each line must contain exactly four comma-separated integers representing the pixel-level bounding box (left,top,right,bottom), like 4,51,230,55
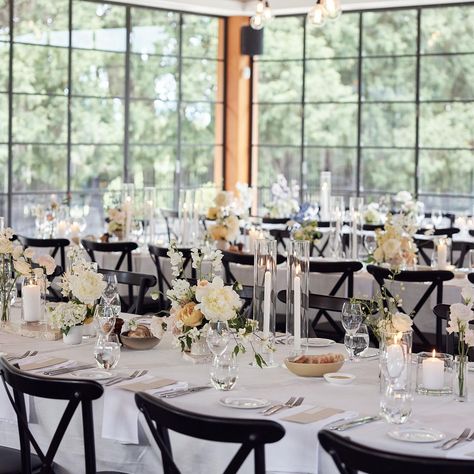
121,182,135,241
416,351,453,395
253,239,278,367
319,171,332,221
349,197,364,260
285,240,310,356
431,237,452,270
330,196,345,259
143,187,156,244
21,275,46,325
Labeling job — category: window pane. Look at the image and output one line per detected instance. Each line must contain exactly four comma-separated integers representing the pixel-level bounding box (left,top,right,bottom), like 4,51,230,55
0,42,8,91
362,57,416,101
181,145,218,187
258,104,302,146
71,145,123,191
421,6,474,54
306,12,359,59
0,145,7,193
305,148,357,193
420,55,474,101
129,100,177,144
420,103,474,149
131,8,179,56
13,94,67,143
263,17,304,60
361,149,415,193
181,102,222,145
130,54,178,100
71,97,124,144
255,146,301,189
363,10,417,56
72,49,125,97
72,1,126,52
306,59,358,102
13,44,68,94
0,0,9,42
305,104,358,147
181,59,221,102
361,103,415,147
182,15,219,59
0,93,7,142
14,0,69,47
257,60,302,103
12,144,67,191
130,145,175,189
419,150,474,195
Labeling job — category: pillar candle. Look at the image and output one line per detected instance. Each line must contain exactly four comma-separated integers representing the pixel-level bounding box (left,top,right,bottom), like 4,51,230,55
263,270,271,339
422,350,444,390
23,284,41,322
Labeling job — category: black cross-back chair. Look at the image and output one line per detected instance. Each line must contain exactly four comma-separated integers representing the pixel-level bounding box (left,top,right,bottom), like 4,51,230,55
414,227,460,266
468,273,474,285
425,211,456,227
135,392,285,474
81,239,138,272
367,265,454,350
148,245,196,312
318,430,474,474
0,357,124,474
268,228,290,254
261,217,289,225
160,209,179,242
311,221,331,257
362,223,384,231
98,268,156,315
17,235,70,271
452,240,474,268
307,260,363,340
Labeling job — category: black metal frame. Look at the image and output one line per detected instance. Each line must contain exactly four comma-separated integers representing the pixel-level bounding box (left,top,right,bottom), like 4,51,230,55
250,2,474,207
0,0,226,225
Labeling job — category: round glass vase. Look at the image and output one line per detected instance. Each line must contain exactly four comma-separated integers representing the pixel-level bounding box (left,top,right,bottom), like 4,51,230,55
415,352,453,396
21,275,46,325
453,355,468,402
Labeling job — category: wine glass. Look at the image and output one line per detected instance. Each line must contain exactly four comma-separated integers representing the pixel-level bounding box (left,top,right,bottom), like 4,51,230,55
206,321,230,357
101,274,121,317
344,323,369,360
94,303,116,336
363,235,377,255
94,333,121,371
431,209,443,229
341,302,363,361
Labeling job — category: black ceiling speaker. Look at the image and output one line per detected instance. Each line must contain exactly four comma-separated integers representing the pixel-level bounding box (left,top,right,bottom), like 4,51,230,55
241,25,264,56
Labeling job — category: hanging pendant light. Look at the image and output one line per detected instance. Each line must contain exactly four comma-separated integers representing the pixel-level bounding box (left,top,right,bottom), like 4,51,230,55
262,1,273,22
307,1,327,28
322,0,342,21
250,12,265,30
251,0,272,30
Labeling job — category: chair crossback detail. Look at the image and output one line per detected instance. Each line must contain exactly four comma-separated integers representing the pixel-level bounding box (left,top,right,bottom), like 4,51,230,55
160,210,179,242
17,235,70,271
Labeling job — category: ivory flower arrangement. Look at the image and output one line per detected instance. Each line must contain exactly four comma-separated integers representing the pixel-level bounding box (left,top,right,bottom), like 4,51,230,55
265,174,300,218
207,191,240,245
106,206,126,238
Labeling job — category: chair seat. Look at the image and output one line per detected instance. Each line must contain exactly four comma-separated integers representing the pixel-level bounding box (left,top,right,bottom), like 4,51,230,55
0,446,42,474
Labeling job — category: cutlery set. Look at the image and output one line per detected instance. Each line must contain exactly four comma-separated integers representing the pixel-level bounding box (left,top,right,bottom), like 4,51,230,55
437,428,474,450
6,350,38,361
328,416,381,431
157,386,211,398
104,370,148,387
262,396,304,416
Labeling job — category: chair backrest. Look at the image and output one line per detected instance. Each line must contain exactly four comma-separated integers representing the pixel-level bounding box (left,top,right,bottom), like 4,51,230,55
307,260,363,339
81,239,138,272
424,212,456,227
414,228,460,266
261,217,289,225
0,357,103,474
148,245,196,311
367,265,454,350
98,268,157,314
362,224,384,231
17,235,70,271
468,273,474,285
268,228,290,254
160,209,179,242
318,430,474,474
135,392,285,474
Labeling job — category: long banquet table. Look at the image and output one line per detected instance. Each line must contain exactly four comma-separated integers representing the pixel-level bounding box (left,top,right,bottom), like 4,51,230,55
1,312,474,474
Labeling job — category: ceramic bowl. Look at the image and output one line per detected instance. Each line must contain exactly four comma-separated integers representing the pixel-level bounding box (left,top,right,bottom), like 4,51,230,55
284,357,344,377
120,331,160,350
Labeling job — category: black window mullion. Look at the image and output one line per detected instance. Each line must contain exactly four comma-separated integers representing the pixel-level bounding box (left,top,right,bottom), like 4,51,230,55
175,14,184,209
414,8,422,199
300,18,306,201
67,0,72,196
7,0,13,225
124,6,131,183
356,12,363,197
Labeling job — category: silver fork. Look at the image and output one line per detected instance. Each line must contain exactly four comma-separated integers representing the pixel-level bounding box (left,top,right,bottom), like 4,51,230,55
267,396,304,416
264,397,301,416
443,430,474,450
437,428,470,450
6,351,32,361
104,370,148,387
262,397,296,415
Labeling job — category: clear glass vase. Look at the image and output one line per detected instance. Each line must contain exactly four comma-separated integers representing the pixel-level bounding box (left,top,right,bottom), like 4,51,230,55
454,355,468,402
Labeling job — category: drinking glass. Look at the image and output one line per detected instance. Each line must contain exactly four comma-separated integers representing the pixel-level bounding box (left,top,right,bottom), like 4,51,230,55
344,324,369,360
210,352,238,391
94,333,121,370
379,385,412,424
363,235,377,255
469,249,474,270
94,303,116,336
431,209,443,228
206,321,230,357
101,274,121,314
341,302,363,361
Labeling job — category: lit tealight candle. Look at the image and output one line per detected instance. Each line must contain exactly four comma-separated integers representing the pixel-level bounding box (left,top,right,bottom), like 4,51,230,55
437,242,447,269
293,265,301,350
422,349,444,390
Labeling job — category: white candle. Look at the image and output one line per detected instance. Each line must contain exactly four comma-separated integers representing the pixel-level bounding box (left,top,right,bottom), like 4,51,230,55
124,196,132,240
181,202,189,244
386,343,405,379
294,272,301,349
437,242,447,269
248,228,259,253
56,220,68,237
23,284,41,322
263,270,272,339
70,221,80,237
422,350,444,390
145,199,154,242
321,182,329,221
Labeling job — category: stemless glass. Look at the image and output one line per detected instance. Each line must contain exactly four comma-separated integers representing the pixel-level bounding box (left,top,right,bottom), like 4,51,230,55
94,333,121,370
94,303,116,336
341,302,363,361
210,352,238,391
206,321,230,357
344,323,369,360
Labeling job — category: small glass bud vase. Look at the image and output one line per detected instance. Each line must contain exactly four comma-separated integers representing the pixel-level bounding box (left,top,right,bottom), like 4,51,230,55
415,351,453,395
431,237,451,270
21,275,46,325
285,240,310,357
454,355,468,402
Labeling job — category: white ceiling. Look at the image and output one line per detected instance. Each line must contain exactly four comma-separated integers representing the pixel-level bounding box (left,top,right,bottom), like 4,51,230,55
121,0,474,16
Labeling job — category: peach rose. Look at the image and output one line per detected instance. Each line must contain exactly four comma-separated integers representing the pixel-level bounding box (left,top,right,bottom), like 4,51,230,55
177,302,204,328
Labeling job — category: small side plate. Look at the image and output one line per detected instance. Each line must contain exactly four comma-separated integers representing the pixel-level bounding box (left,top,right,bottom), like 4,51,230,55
388,427,445,443
71,369,114,380
219,397,271,410
324,373,355,385
304,338,335,348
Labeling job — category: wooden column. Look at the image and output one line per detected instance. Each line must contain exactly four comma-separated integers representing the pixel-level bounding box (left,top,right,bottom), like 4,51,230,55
223,16,251,192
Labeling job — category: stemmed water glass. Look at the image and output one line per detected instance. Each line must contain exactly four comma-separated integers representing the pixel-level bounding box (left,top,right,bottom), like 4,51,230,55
341,302,364,361
431,209,443,229
344,323,369,360
363,235,377,255
101,274,121,317
94,303,116,336
94,333,121,371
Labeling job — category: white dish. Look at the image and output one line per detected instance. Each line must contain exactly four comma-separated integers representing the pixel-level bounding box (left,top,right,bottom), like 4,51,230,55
323,373,355,385
71,369,114,380
388,427,445,443
304,338,335,348
359,348,379,359
219,397,271,410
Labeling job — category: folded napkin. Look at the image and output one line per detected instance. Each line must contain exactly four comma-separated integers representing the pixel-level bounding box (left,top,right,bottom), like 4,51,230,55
102,376,187,444
20,357,70,372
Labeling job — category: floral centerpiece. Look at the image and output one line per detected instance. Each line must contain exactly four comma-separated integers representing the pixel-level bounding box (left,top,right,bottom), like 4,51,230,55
49,247,106,341
291,220,322,244
106,206,126,239
165,242,264,366
265,174,300,218
364,202,384,225
447,286,474,401
370,215,417,269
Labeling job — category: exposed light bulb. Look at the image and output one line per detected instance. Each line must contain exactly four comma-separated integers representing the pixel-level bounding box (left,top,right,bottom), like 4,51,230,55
322,0,342,20
256,0,265,14
250,13,265,30
307,2,327,28
263,1,273,22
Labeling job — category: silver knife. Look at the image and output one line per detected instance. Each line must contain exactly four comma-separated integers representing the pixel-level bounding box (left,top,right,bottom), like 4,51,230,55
328,416,381,431
159,386,211,398
44,364,96,376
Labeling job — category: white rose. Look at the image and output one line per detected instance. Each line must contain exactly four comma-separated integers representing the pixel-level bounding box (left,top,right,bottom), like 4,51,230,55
36,255,56,275
382,238,401,259
391,312,413,332
450,303,472,323
0,239,14,255
395,191,412,203
69,271,106,305
23,247,35,260
14,258,31,276
150,316,166,339
461,286,474,306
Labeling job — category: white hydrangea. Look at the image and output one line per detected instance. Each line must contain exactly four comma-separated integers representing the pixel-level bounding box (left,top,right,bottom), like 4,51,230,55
49,302,87,334
166,279,191,308
68,271,106,305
